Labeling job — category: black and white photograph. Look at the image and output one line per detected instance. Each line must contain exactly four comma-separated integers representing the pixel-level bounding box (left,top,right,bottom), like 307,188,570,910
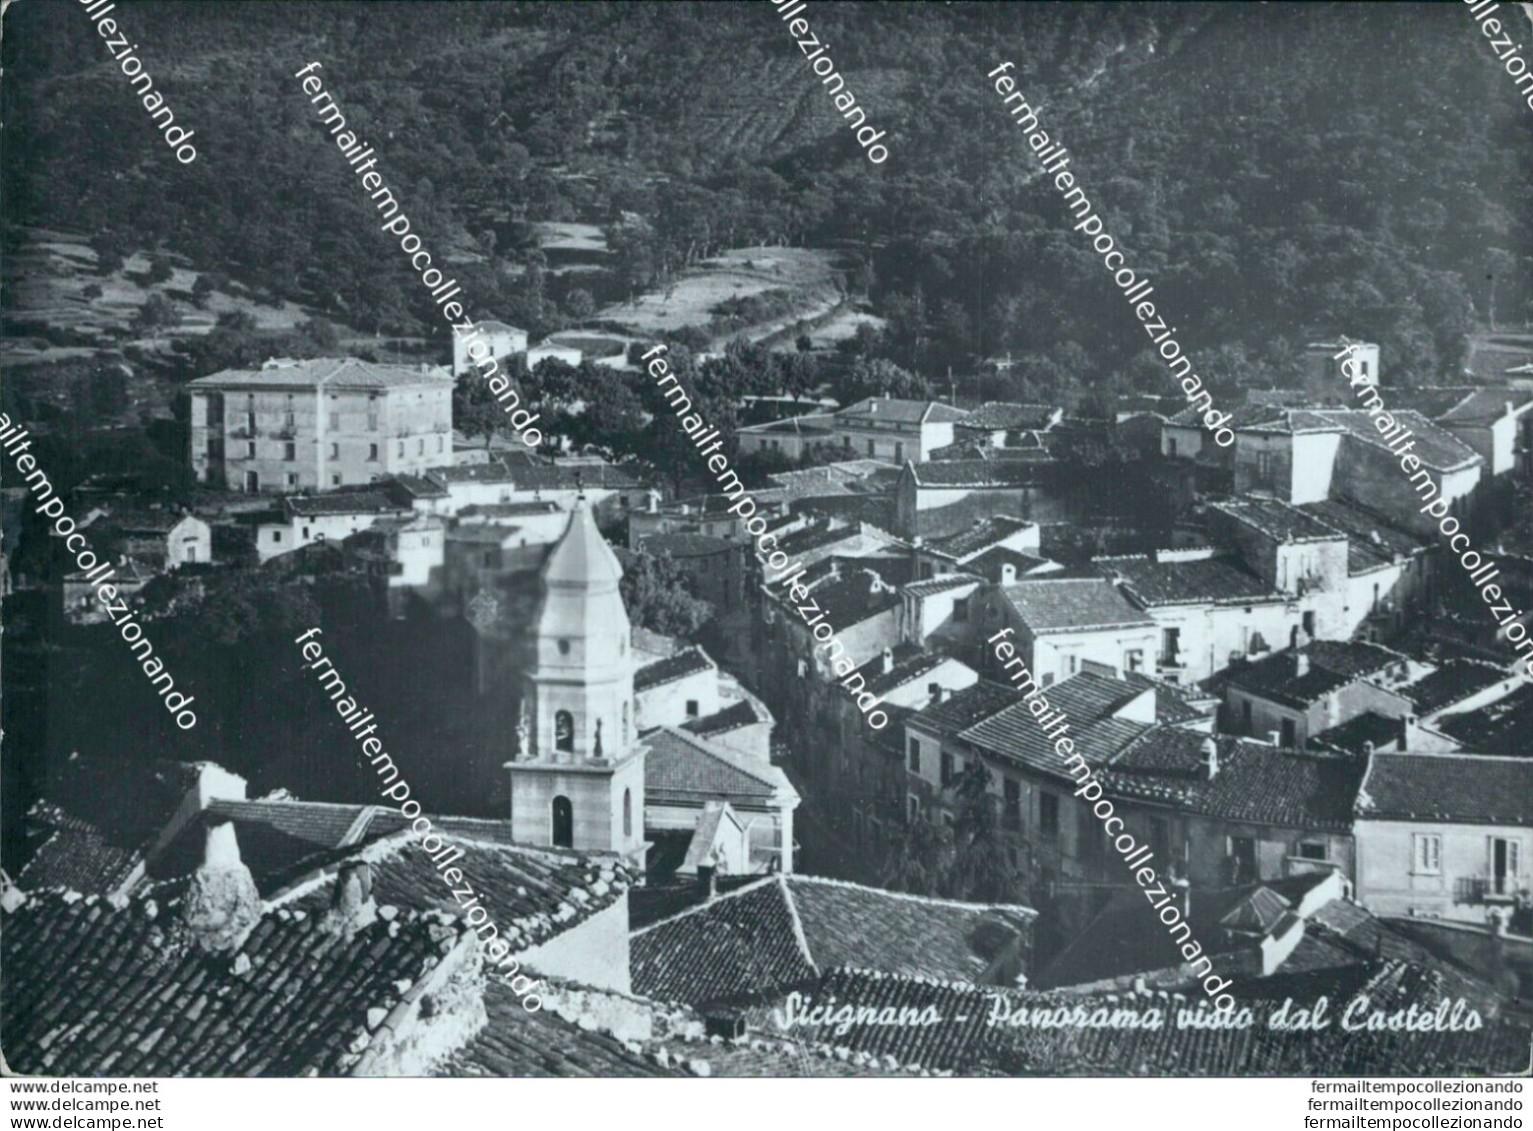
2,0,1532,1107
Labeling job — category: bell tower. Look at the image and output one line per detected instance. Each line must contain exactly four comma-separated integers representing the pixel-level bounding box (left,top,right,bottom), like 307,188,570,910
506,499,646,863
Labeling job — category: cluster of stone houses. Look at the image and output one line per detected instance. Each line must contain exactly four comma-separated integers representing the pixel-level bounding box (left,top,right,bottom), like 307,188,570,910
7,339,1533,1077
715,348,1532,1005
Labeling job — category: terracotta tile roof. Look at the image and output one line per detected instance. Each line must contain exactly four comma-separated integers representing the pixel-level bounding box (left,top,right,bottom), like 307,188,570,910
289,827,636,954
786,877,1032,984
1308,711,1405,756
1328,410,1481,472
642,726,792,806
836,398,967,426
1357,753,1533,825
956,402,1060,431
513,464,643,491
1432,683,1533,754
1000,578,1155,634
796,569,903,630
17,758,204,895
1222,641,1407,709
19,802,148,895
1,890,472,1076
189,357,451,390
741,413,836,435
785,494,900,530
631,877,817,1005
383,473,451,502
963,710,1150,779
446,980,676,1077
852,646,957,697
1099,555,1282,607
634,645,714,692
909,680,1025,739
909,459,1053,488
681,699,766,738
1119,671,1212,725
1297,499,1429,573
148,799,373,897
286,490,406,518
1403,660,1512,715
963,546,1057,581
1102,734,1366,830
456,501,561,519
927,516,1032,560
1438,387,1533,423
630,875,1033,1008
1211,496,1344,543
1033,669,1149,721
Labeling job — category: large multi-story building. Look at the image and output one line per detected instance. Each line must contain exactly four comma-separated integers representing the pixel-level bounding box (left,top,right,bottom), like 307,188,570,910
187,358,454,493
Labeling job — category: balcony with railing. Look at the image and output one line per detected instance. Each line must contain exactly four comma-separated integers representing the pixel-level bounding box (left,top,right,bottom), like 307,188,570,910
1455,874,1527,904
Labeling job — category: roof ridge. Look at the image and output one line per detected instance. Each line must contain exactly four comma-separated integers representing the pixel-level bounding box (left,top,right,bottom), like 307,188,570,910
652,726,784,789
783,873,1037,915
628,873,781,938
778,874,820,976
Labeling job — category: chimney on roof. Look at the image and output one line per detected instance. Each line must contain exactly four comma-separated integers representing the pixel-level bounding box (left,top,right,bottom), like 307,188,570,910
1294,652,1310,679
881,647,894,675
321,859,377,938
1507,401,1515,418
1201,737,1219,780
181,819,262,953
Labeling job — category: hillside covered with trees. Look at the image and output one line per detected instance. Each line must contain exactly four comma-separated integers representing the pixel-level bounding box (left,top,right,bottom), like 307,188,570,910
5,1,1530,402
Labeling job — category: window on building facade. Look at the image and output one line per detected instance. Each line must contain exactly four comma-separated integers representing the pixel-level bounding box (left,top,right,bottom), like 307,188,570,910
1039,792,1059,838
1003,777,1021,825
907,794,920,823
907,737,920,773
1257,450,1274,482
247,441,257,459
368,413,379,431
1490,836,1521,895
329,443,339,459
398,441,405,458
554,710,574,754
368,444,379,461
329,412,339,430
1167,437,1178,457
246,412,257,432
418,439,425,455
1125,649,1144,672
1413,833,1442,875
331,474,341,486
286,473,298,488
1280,718,1297,748
685,699,699,718
623,789,632,838
953,597,969,622
940,751,954,786
1297,840,1328,861
283,442,296,461
437,436,444,453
